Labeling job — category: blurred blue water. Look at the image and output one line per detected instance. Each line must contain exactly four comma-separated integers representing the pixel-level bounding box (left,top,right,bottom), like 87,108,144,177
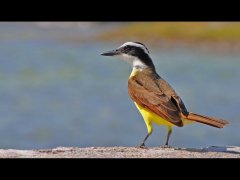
0,23,239,149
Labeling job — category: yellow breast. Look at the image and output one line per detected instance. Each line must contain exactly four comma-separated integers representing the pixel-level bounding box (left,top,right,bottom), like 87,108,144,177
134,102,175,126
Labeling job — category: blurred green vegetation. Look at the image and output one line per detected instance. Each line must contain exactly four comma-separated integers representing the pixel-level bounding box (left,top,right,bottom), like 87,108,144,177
96,22,240,43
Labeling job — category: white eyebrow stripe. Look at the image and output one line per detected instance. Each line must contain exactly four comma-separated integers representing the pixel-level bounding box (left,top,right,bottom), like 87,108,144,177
119,42,149,54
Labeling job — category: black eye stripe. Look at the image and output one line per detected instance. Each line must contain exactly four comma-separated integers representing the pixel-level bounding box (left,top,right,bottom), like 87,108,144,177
124,45,132,50
118,43,155,68
121,44,149,54
133,42,149,53
121,45,148,54
121,45,132,52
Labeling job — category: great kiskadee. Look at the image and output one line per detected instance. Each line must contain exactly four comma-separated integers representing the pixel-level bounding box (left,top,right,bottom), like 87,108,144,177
101,42,229,147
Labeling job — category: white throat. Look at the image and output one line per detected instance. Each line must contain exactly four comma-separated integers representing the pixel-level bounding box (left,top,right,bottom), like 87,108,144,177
118,54,148,70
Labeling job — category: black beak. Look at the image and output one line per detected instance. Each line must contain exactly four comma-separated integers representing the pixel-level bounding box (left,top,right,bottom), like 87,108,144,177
101,49,119,56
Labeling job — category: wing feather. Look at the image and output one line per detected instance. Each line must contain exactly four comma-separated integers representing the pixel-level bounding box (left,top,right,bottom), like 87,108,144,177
128,75,183,127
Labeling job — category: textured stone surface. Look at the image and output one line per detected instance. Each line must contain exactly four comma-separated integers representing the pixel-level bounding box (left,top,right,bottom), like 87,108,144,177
0,146,239,158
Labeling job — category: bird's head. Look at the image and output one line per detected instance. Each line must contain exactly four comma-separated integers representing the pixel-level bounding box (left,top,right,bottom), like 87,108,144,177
101,42,155,70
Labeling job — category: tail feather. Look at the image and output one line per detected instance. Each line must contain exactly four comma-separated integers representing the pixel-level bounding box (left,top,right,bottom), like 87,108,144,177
182,112,229,128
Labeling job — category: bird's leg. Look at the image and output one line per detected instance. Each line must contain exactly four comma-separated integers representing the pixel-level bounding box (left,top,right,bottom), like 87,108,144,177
161,127,172,148
165,127,172,146
139,133,150,148
139,118,152,148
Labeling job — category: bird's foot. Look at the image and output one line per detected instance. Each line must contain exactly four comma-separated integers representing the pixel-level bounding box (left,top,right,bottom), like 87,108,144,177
137,143,148,149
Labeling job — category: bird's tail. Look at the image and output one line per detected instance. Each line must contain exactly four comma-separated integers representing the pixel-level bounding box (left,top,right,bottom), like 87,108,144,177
182,112,229,128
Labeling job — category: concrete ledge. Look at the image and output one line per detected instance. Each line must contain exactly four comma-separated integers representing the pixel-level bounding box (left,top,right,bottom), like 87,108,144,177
0,146,239,158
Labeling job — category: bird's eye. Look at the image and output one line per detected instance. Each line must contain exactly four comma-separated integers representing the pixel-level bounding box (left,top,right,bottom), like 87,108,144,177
124,46,132,52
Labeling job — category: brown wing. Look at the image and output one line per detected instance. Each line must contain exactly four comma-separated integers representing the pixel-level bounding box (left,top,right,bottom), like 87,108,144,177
128,75,183,127
156,77,189,116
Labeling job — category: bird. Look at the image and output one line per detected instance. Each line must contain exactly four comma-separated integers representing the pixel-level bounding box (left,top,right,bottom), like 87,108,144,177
101,42,229,147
